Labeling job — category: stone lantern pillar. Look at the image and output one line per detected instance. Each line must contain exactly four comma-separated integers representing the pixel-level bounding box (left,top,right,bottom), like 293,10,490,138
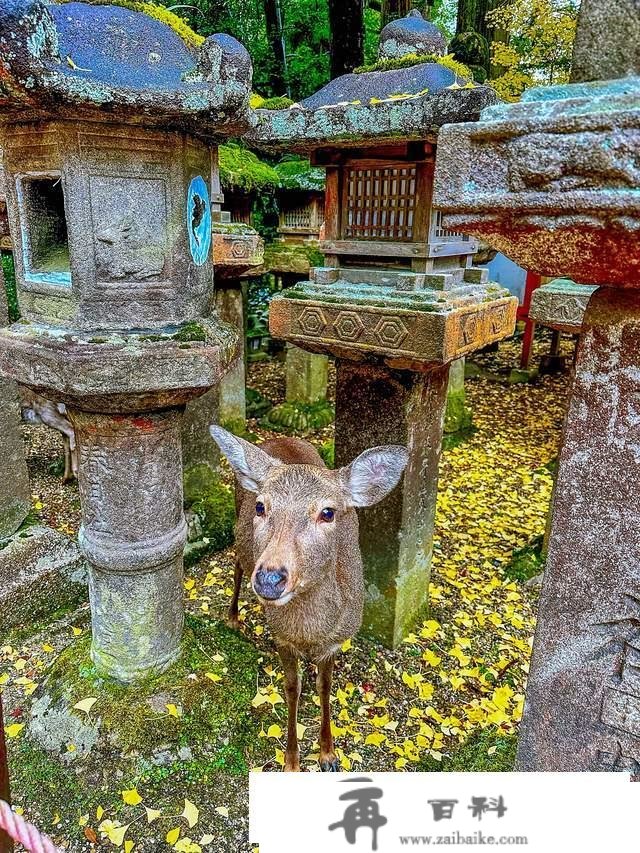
249,12,518,647
0,0,252,682
433,0,640,770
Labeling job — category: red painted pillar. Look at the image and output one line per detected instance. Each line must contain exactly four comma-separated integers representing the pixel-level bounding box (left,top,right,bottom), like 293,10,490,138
518,271,542,369
0,697,13,852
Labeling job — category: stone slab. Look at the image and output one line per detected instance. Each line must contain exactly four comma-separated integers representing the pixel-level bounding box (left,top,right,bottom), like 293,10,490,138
269,276,517,369
529,279,598,334
433,76,640,287
0,525,87,632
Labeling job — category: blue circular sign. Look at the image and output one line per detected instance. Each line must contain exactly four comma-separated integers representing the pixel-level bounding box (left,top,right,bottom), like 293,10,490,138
187,175,211,266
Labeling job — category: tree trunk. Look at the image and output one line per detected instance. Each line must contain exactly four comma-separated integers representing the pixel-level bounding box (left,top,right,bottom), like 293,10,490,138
329,0,365,78
263,0,289,96
381,0,414,27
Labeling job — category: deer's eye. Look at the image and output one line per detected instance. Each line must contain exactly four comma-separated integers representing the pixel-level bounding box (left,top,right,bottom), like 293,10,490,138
319,507,335,523
255,501,266,517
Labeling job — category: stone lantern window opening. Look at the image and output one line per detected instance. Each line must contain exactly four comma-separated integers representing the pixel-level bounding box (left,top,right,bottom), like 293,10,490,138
17,171,71,288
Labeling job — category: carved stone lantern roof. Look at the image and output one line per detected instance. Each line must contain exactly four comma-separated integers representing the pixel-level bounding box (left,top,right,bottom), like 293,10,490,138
0,0,253,138
248,13,497,154
529,278,597,334
379,9,447,60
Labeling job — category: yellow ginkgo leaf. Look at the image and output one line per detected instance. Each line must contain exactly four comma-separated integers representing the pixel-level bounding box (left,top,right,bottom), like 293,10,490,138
200,836,214,846
108,823,130,847
4,723,24,738
144,807,161,824
215,807,229,818
166,827,181,845
124,840,134,853
182,800,199,829
72,627,83,637
204,672,221,683
42,643,55,653
166,703,182,718
96,806,104,820
266,724,282,739
121,788,142,806
74,697,98,715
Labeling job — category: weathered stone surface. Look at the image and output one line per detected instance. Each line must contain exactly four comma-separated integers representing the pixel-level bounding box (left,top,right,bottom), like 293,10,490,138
571,0,640,84
216,284,246,425
285,345,328,405
433,77,640,287
0,525,87,632
71,409,186,682
269,272,517,371
529,279,598,334
212,220,264,280
444,357,472,434
0,0,253,137
250,85,498,154
379,9,447,60
335,361,449,647
0,262,30,539
518,290,640,771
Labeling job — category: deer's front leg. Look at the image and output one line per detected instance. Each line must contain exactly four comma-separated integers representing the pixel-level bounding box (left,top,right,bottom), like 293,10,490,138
317,654,338,772
227,560,244,629
278,644,301,772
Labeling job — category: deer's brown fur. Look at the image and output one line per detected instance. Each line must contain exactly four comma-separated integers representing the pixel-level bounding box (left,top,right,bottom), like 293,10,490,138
210,427,408,772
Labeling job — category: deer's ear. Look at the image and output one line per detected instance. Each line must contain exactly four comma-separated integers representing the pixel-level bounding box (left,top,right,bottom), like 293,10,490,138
339,445,409,508
209,426,277,493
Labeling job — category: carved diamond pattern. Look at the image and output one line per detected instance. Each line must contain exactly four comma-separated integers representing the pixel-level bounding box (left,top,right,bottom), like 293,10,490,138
373,316,409,349
333,311,364,342
298,306,327,337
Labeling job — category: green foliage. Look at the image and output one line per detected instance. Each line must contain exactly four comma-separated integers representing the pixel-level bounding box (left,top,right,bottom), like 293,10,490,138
318,439,335,468
274,157,326,192
246,387,273,419
417,729,518,772
354,51,472,79
503,534,545,583
218,143,280,194
1,252,19,322
261,399,335,435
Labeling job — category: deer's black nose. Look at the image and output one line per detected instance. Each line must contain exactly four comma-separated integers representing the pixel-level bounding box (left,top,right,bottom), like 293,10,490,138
254,567,288,600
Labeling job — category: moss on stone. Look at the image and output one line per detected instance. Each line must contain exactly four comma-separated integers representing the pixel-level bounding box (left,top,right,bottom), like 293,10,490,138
444,389,473,435
258,96,296,110
261,399,335,435
1,251,19,322
354,52,472,80
263,241,324,275
246,387,273,419
219,143,280,194
503,535,545,584
274,158,326,192
172,322,207,343
183,464,236,558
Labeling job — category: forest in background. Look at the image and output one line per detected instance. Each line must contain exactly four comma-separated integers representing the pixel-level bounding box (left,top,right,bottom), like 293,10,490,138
167,0,579,102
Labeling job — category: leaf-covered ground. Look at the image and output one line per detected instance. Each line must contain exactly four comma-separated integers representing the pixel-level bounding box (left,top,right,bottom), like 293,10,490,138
0,333,571,851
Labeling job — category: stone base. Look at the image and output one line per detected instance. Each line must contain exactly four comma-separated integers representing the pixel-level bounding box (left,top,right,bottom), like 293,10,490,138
0,525,87,632
285,345,328,405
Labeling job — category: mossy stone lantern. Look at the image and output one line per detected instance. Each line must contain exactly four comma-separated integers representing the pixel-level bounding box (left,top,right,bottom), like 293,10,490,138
249,12,518,648
0,0,253,681
433,0,640,770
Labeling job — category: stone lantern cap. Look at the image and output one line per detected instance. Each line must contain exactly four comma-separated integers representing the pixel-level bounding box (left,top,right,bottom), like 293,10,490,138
269,268,517,370
248,18,497,154
212,218,265,280
433,76,640,286
379,9,447,60
529,278,597,334
0,0,253,137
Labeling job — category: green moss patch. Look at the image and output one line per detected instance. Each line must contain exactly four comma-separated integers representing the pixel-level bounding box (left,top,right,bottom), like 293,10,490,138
219,143,280,194
354,52,472,80
503,535,545,584
274,157,326,192
183,465,236,563
261,399,335,435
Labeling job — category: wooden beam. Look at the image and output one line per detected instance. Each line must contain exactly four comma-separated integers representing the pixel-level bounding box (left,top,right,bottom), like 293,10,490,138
320,239,429,258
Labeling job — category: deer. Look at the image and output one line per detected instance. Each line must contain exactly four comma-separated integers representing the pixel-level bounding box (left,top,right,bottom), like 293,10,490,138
209,425,408,772
20,390,78,483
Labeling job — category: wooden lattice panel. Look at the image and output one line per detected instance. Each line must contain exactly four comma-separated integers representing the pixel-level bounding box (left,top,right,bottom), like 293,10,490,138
283,205,312,230
344,165,417,241
429,208,469,243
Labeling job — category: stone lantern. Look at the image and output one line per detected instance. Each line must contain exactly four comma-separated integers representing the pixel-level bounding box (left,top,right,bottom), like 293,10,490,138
249,12,518,647
0,0,252,682
433,0,640,771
